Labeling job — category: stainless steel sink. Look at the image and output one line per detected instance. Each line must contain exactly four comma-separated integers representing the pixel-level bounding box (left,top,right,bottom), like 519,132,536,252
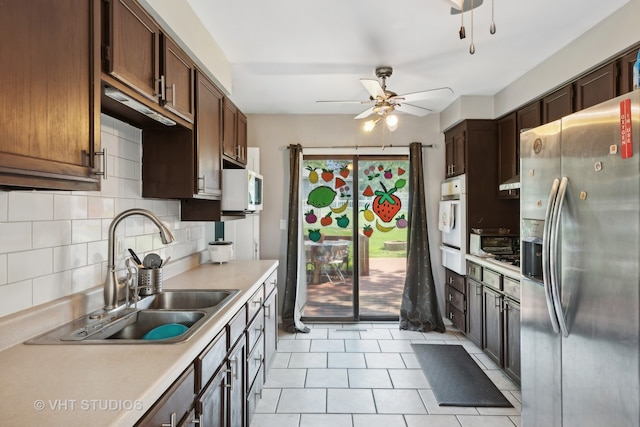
26,289,240,345
137,289,239,310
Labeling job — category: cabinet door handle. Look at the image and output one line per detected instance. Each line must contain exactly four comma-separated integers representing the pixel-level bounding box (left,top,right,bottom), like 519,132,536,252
265,304,271,319
94,148,108,179
230,357,239,380
197,175,205,192
161,412,177,427
448,312,454,319
253,297,263,306
448,294,453,301
170,83,176,107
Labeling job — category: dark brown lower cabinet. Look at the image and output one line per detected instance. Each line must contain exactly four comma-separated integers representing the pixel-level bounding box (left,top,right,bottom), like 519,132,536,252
503,298,521,385
198,368,227,427
445,268,467,332
482,286,503,367
136,366,195,426
466,277,483,348
228,336,246,427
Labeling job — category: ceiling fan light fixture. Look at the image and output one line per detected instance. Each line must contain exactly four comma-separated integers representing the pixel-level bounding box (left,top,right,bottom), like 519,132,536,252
363,119,379,132
385,114,398,132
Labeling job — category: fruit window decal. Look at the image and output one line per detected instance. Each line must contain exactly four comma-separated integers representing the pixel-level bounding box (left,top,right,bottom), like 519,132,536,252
303,159,408,242
305,161,352,242
360,164,407,237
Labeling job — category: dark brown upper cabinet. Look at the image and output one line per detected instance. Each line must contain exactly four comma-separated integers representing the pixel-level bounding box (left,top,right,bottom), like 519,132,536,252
497,113,518,199
517,101,542,132
222,98,247,166
161,35,195,123
542,85,573,123
619,47,640,95
444,129,466,178
0,0,101,191
103,0,160,103
142,70,222,201
102,0,194,127
575,62,617,111
194,71,223,199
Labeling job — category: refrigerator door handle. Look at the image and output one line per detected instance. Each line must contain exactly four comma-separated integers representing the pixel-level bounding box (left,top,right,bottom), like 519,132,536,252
550,176,570,337
542,178,561,334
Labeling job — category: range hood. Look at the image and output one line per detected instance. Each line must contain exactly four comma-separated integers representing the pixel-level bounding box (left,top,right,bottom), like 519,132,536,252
499,175,520,191
104,86,176,126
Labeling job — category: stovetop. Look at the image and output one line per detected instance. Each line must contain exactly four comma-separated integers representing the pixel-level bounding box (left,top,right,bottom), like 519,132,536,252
493,254,520,267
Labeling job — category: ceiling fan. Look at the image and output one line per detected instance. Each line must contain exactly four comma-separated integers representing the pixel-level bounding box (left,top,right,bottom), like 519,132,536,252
317,66,453,122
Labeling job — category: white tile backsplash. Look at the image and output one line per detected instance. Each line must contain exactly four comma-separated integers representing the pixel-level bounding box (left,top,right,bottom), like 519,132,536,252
8,192,54,221
0,222,32,254
0,114,207,318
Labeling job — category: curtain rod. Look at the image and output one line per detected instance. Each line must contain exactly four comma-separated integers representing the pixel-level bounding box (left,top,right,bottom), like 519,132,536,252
287,143,434,149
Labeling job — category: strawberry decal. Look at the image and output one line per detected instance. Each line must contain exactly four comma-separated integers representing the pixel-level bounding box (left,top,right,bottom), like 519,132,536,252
373,183,402,223
339,166,350,178
362,224,373,238
321,169,334,182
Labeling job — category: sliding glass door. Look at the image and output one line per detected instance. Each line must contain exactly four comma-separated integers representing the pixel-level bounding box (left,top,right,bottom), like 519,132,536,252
301,154,409,321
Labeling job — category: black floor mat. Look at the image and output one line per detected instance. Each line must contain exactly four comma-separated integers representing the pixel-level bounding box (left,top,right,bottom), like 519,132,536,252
411,343,513,407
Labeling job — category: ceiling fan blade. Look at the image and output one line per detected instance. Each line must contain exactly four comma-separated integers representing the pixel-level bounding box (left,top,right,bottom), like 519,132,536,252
360,78,386,100
391,87,454,103
354,106,376,120
394,103,432,117
449,0,484,14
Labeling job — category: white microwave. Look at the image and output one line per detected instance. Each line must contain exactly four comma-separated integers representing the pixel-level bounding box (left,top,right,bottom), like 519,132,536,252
222,169,263,212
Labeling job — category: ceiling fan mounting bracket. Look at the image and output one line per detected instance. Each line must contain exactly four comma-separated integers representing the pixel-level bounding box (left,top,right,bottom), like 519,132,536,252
375,66,393,79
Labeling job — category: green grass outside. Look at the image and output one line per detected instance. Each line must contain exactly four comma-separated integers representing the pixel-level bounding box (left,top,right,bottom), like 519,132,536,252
317,225,408,259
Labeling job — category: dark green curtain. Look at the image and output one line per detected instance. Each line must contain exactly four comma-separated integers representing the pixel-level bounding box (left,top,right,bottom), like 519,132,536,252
281,144,310,333
400,142,445,332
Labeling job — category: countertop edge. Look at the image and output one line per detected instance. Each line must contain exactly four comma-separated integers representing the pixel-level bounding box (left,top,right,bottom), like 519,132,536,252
465,254,521,281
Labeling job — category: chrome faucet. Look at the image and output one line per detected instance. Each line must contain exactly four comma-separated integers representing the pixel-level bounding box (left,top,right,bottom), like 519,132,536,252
104,209,175,309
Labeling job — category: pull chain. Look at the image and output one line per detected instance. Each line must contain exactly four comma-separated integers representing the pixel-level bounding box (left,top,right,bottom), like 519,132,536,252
469,0,475,54
490,0,496,34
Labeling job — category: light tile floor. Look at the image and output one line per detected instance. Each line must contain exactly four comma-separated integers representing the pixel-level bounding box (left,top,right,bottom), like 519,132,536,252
251,323,521,427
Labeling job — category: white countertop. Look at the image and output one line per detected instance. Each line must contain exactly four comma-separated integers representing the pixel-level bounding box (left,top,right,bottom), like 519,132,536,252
0,259,278,426
466,254,521,281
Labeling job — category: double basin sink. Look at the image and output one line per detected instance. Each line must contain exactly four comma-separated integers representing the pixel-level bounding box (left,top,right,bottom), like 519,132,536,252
26,289,240,345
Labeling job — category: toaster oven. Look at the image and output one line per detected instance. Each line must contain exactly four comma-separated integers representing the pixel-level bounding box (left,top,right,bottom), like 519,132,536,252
469,231,519,256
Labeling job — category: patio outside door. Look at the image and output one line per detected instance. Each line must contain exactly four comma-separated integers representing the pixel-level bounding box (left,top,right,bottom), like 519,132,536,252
301,155,409,321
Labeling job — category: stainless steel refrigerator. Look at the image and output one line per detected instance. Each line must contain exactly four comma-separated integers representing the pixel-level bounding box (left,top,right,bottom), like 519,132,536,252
520,90,640,427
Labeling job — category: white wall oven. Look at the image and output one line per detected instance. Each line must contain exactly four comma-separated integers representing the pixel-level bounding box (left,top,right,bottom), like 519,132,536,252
439,175,467,275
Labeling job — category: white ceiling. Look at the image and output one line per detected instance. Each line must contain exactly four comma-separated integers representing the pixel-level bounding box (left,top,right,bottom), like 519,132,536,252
186,0,628,117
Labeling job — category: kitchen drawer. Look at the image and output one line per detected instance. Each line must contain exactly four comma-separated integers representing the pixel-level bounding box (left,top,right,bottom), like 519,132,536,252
246,306,264,354
446,284,465,312
482,268,502,291
264,270,277,299
467,261,482,282
246,363,264,426
445,268,465,294
247,334,264,390
227,305,247,348
247,284,264,323
503,276,520,300
196,329,227,391
447,303,466,332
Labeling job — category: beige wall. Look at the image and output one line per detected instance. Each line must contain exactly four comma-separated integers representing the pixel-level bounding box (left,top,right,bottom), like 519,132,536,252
247,113,447,313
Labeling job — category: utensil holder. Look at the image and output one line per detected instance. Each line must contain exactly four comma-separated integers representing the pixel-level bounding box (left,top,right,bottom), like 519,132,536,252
138,267,163,295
